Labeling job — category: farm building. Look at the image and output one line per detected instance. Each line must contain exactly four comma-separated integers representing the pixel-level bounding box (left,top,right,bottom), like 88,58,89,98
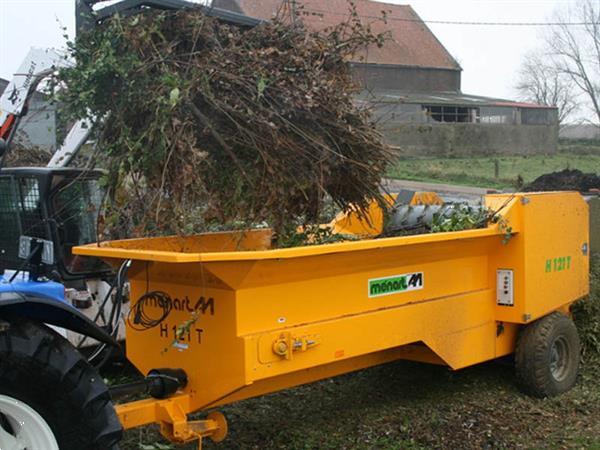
0,77,57,151
363,91,558,156
213,0,559,155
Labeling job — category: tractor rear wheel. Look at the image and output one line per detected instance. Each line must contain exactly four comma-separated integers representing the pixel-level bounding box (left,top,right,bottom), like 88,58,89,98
515,312,580,398
0,318,122,449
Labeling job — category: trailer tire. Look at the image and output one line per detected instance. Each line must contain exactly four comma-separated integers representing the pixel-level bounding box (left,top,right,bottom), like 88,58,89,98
0,318,122,449
515,312,580,398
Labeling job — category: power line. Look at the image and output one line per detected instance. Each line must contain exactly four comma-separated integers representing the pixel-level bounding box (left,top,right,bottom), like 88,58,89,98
302,8,599,27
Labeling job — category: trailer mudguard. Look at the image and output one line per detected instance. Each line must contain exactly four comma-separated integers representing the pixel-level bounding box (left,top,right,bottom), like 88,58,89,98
0,291,118,346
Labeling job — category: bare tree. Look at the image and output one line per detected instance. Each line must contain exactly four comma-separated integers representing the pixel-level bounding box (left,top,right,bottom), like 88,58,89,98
547,0,600,125
516,51,579,124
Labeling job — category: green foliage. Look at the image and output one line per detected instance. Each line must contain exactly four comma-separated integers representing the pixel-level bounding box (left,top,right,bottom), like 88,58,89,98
276,224,358,248
51,6,391,240
573,252,600,355
490,214,514,245
429,204,513,244
430,204,489,233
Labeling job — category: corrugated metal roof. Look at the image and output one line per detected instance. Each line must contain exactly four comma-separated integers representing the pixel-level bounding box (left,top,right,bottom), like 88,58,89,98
215,0,461,71
357,90,557,109
93,1,263,28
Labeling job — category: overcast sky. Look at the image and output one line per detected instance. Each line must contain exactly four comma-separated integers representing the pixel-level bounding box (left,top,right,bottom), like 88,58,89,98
0,0,579,101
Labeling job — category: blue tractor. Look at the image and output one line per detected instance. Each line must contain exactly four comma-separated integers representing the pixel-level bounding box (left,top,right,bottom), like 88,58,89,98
0,164,127,449
0,166,119,342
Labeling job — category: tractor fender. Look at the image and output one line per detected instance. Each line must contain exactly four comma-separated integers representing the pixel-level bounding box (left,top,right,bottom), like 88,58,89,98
0,291,118,346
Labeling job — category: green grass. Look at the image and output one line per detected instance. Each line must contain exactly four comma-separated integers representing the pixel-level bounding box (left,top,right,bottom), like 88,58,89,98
574,252,600,355
386,153,600,189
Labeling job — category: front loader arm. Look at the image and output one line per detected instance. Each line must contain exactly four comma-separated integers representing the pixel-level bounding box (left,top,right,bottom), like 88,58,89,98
0,48,65,143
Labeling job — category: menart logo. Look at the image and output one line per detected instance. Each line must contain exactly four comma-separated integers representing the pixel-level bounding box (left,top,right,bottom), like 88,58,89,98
368,272,424,298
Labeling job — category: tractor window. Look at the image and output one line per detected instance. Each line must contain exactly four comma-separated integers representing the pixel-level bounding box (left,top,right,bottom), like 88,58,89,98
0,177,21,270
51,177,110,275
0,176,48,271
17,177,47,238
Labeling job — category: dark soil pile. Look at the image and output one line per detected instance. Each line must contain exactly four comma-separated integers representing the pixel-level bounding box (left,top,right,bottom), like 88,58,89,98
52,5,392,240
524,169,600,192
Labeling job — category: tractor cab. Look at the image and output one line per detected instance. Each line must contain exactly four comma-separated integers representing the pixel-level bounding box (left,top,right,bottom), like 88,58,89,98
0,167,111,282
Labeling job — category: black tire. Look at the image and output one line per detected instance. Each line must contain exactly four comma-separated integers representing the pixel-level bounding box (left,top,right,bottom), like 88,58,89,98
0,318,122,449
515,312,580,398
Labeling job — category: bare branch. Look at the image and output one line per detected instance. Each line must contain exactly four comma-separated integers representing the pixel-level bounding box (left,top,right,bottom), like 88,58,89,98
544,0,600,124
515,50,579,124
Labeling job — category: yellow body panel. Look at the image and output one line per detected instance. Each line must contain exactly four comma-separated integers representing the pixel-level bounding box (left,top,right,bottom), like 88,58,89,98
75,192,589,440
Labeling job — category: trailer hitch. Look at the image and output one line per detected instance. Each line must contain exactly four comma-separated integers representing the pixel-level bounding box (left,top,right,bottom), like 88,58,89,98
109,368,188,400
111,369,227,448
115,394,228,449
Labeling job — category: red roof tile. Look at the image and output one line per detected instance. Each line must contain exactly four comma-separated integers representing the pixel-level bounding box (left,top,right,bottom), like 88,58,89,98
219,0,461,70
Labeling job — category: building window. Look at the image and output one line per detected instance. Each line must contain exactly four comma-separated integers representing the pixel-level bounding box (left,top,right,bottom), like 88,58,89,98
423,105,477,123
479,106,514,124
521,108,555,125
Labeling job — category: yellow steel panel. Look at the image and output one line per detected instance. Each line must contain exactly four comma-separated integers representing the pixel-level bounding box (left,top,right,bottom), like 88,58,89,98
116,395,192,430
232,249,491,335
495,323,519,357
521,193,589,319
487,192,589,324
328,194,395,237
124,262,249,413
248,289,495,378
74,226,502,262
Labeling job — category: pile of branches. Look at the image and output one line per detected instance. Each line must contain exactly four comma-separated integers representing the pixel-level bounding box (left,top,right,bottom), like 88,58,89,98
52,5,392,241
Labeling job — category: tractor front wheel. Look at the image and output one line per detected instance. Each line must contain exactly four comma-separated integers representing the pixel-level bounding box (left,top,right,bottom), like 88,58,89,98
515,312,581,398
0,318,122,450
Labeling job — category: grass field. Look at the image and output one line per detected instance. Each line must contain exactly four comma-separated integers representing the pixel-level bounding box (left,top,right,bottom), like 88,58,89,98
115,253,600,450
386,153,600,189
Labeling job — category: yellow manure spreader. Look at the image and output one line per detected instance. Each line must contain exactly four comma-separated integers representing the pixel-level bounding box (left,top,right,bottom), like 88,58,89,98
73,192,589,448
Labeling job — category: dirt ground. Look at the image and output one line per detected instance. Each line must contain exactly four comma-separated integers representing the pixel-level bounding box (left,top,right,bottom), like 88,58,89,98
524,169,600,192
118,354,600,450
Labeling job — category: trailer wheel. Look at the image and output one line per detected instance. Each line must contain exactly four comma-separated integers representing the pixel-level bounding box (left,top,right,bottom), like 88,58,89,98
0,318,122,450
515,312,580,398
